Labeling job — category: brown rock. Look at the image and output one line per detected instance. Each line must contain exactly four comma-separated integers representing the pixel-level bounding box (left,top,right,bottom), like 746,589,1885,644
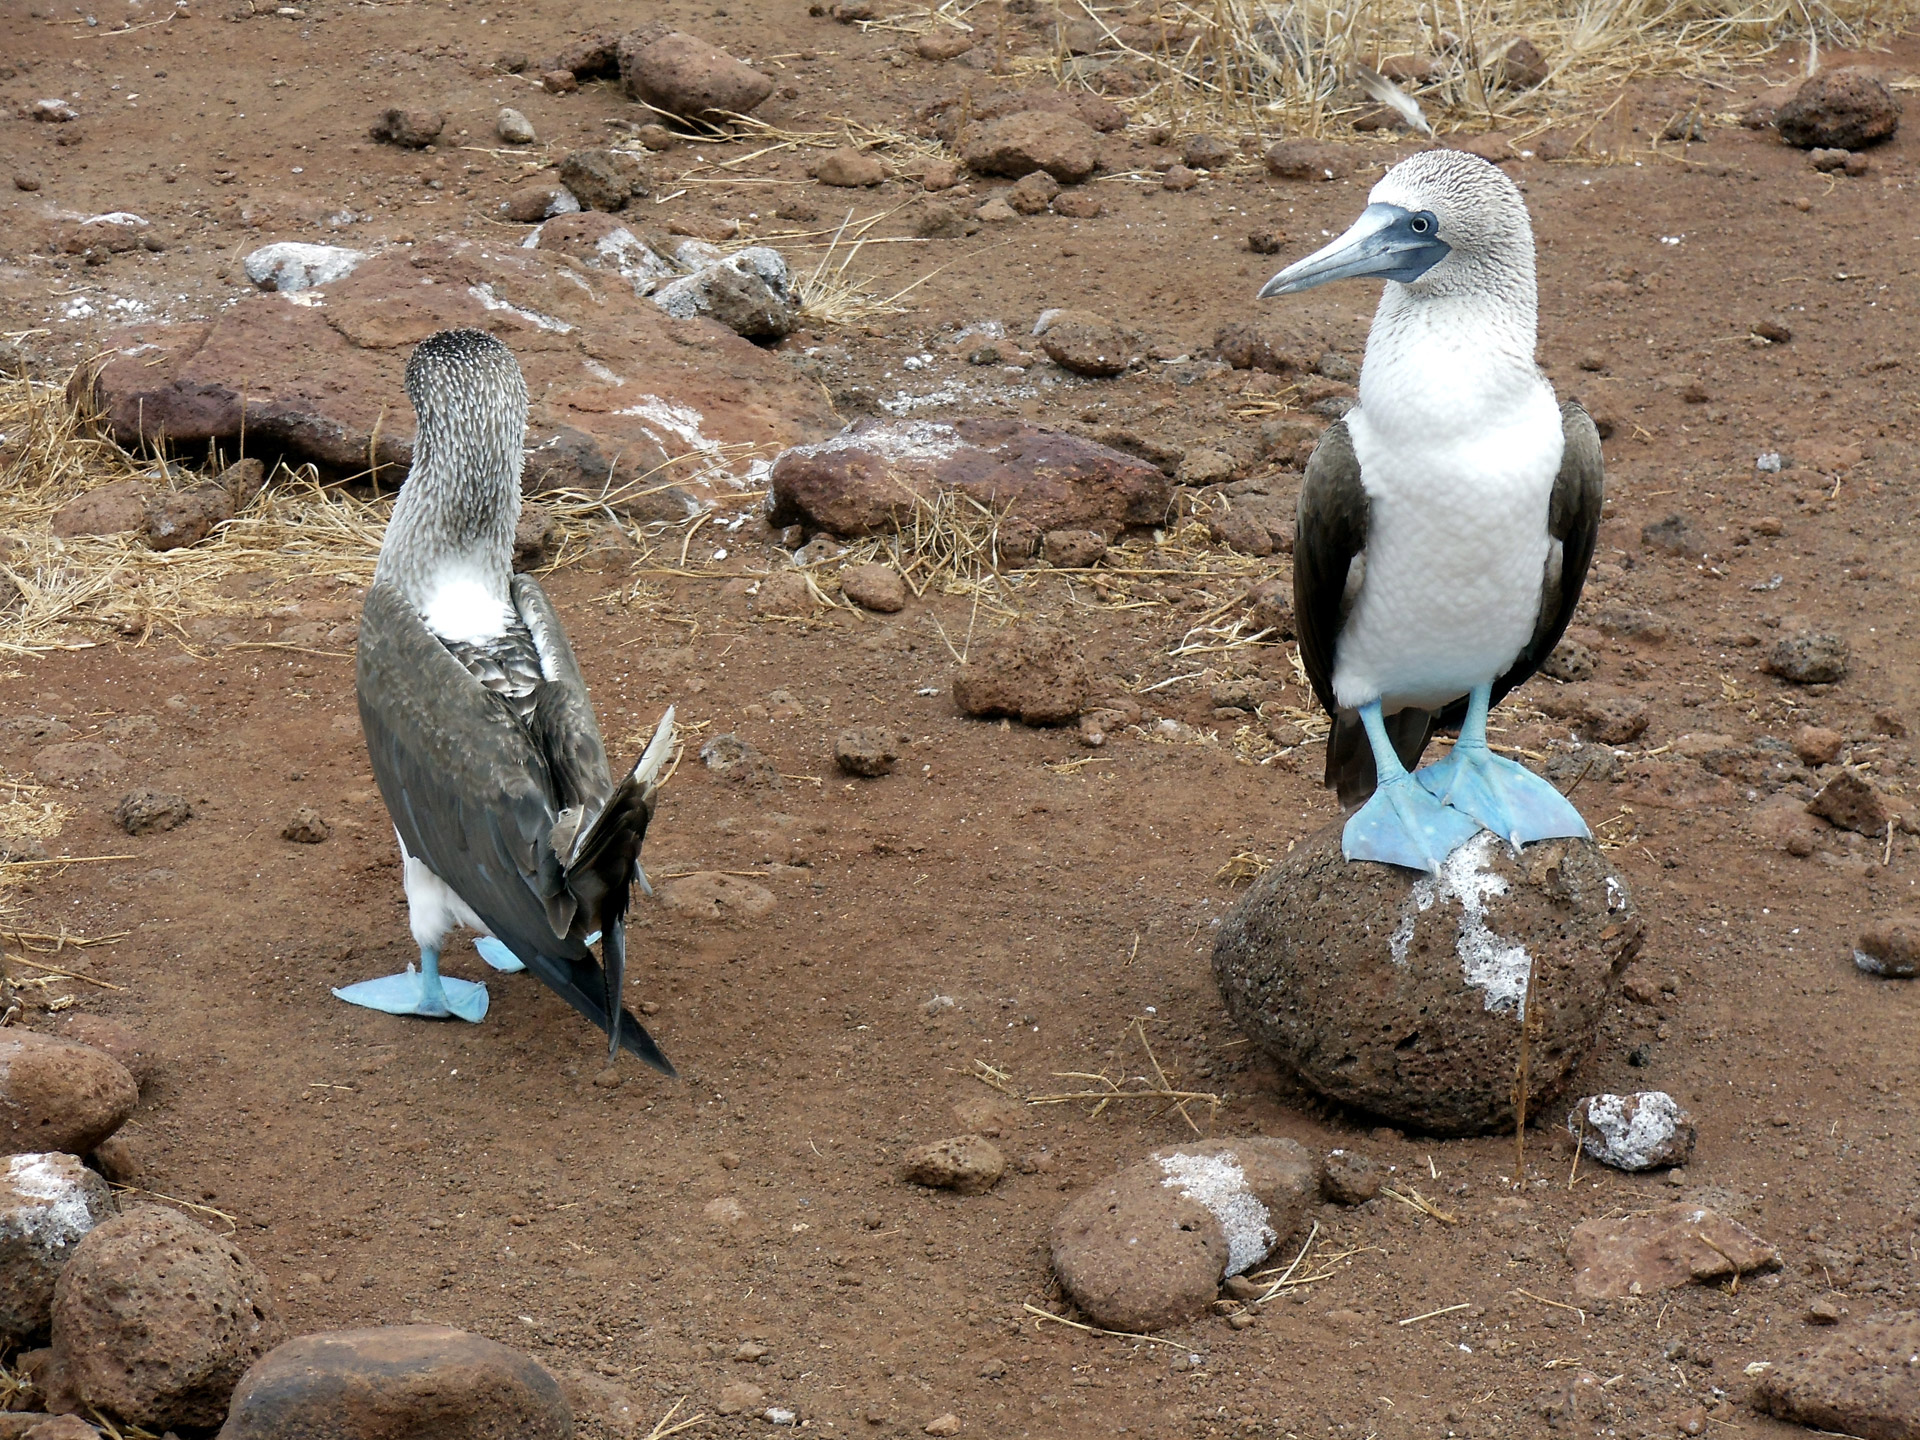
1215,322,1310,374
1208,506,1271,557
1006,170,1061,215
281,807,330,844
699,733,781,787
952,623,1090,726
557,148,647,212
811,147,885,187
1493,36,1549,90
113,788,191,835
89,1134,143,1186
902,1136,1005,1195
1051,1138,1318,1333
1774,67,1901,150
913,31,974,60
217,1325,570,1440
143,482,233,551
919,159,961,191
923,1415,960,1437
658,872,776,921
1263,141,1351,180
1050,189,1102,219
1792,724,1843,765
21,1417,99,1439
1320,1149,1382,1205
50,480,153,538
71,243,837,513
768,417,1169,540
540,69,579,94
1161,163,1200,191
1753,1310,1920,1438
1181,133,1235,168
0,1154,118,1343
513,504,561,571
369,108,443,149
1244,578,1294,638
1214,827,1639,1135
54,1206,275,1430
1042,529,1105,568
0,1033,137,1157
552,29,621,79
1764,631,1848,685
714,1380,764,1416
751,570,816,618
1855,918,1920,979
1808,770,1890,836
973,197,1016,224
961,111,1099,183
618,31,773,122
500,183,580,224
55,1018,155,1090
838,562,907,612
1037,310,1129,377
834,727,904,778
1565,1204,1779,1301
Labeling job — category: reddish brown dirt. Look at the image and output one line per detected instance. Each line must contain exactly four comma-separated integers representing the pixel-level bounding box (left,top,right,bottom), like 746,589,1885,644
3,4,1920,1438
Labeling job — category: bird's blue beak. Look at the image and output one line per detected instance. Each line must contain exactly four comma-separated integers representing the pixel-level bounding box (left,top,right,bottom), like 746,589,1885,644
1257,203,1450,297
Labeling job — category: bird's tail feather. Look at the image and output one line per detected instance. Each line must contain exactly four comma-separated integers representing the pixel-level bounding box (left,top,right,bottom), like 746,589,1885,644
1326,707,1436,809
568,706,675,874
516,942,676,1077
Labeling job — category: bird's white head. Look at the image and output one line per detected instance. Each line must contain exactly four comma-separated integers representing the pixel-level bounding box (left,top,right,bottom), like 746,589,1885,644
1258,149,1535,304
375,328,529,602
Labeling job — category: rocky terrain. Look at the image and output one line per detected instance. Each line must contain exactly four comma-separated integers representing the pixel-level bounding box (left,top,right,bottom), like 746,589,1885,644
0,1,1918,1437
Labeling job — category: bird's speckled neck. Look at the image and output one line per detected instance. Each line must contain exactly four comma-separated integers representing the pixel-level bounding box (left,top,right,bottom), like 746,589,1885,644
373,328,528,617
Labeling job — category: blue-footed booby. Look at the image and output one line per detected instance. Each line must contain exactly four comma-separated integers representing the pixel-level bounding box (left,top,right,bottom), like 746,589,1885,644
341,327,677,1073
1258,150,1603,874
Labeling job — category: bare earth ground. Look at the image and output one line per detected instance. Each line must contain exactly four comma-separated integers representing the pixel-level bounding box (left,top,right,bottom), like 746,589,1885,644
2,2,1919,1438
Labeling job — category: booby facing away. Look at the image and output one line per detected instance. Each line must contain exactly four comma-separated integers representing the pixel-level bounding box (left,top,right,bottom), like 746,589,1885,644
1259,150,1603,874
340,327,677,1073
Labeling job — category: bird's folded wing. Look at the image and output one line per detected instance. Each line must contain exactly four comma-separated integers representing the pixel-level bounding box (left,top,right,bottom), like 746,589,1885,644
511,573,613,820
357,581,580,952
1490,400,1605,704
1293,419,1368,719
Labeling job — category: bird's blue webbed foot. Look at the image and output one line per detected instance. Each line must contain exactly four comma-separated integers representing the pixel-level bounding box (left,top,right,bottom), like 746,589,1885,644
1415,684,1589,848
333,947,489,1023
1343,701,1483,874
472,936,526,973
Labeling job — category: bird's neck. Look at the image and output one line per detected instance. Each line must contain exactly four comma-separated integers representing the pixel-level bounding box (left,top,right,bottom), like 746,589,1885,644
1357,283,1543,443
374,425,522,621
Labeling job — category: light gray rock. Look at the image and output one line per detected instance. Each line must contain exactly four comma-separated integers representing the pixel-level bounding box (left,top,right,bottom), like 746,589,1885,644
1568,1091,1694,1171
496,107,536,144
242,242,368,294
0,1153,118,1341
650,246,797,339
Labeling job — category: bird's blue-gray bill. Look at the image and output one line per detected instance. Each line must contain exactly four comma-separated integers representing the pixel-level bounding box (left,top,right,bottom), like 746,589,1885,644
1258,203,1451,297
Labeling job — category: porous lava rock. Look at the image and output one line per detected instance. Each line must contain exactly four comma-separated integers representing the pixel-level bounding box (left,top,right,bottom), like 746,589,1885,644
960,111,1099,183
217,1325,572,1440
0,1032,138,1157
618,31,773,122
952,623,1089,726
1752,1310,1920,1439
113,788,191,835
556,148,648,212
1807,769,1891,836
0,1154,117,1342
49,480,152,538
1565,1204,1779,1301
767,417,1169,540
650,247,797,340
1568,1091,1694,1171
69,239,835,512
901,1136,1005,1195
1035,310,1130,377
834,728,904,778
52,1206,276,1429
1213,827,1640,1135
1764,630,1849,684
369,108,443,149
838,562,907,612
1051,1139,1318,1333
1774,68,1901,150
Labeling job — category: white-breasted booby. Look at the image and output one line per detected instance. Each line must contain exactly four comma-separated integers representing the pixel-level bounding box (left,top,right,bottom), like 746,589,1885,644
340,327,677,1073
1258,150,1603,874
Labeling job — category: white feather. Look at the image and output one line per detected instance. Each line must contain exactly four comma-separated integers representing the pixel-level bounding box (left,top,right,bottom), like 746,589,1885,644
1355,64,1433,137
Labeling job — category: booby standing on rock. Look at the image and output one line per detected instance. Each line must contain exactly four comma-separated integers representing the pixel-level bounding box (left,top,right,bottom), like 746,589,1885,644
1258,150,1603,874
340,327,677,1073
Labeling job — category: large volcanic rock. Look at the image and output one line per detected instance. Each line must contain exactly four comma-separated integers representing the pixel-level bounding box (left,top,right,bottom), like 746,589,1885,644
1774,68,1900,150
1213,827,1641,1136
767,417,1171,540
69,236,837,515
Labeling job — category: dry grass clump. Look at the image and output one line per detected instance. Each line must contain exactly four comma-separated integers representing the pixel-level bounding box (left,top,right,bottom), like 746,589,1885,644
1050,0,1918,145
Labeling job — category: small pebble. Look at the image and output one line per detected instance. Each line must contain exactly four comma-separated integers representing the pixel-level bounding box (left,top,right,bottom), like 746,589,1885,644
1806,1296,1842,1324
1161,163,1200,191
924,1415,961,1437
496,108,536,144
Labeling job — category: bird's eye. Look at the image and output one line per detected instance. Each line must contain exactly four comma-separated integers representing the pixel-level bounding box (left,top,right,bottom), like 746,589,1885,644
1409,215,1432,234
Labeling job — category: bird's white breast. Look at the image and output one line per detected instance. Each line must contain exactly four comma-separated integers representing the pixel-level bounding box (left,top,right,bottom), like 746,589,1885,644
1331,311,1564,713
420,571,514,646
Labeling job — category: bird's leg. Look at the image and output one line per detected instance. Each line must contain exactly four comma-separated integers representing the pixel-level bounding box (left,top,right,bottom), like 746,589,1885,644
1415,683,1590,848
1342,700,1482,875
332,945,491,1023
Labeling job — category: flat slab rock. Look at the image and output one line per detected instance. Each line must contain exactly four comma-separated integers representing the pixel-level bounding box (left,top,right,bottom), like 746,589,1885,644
766,416,1170,541
1565,1204,1780,1301
1751,1310,1920,1440
1051,1138,1319,1333
218,1324,572,1440
71,236,836,514
1214,826,1640,1135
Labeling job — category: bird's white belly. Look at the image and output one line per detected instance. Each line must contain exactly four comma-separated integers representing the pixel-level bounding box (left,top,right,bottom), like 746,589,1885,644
1332,409,1560,712
397,828,490,950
